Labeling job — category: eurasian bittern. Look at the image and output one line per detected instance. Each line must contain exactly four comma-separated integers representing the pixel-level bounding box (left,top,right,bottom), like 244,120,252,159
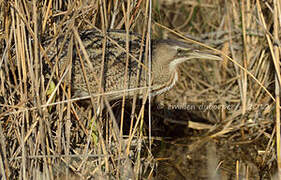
44,29,220,100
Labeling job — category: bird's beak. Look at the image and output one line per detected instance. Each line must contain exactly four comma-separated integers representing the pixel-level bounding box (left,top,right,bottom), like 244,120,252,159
168,47,222,71
171,43,222,61
187,51,222,61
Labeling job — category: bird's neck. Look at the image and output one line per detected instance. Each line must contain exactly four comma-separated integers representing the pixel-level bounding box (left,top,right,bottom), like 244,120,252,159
151,71,179,96
168,57,189,72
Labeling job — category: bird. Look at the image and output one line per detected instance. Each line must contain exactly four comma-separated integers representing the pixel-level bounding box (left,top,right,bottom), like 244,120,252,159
43,29,221,100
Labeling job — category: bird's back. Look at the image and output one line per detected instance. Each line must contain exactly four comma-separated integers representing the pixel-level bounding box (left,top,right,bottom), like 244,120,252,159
44,29,148,100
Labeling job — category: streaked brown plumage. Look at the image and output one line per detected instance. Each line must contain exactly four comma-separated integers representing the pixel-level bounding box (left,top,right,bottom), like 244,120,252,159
44,29,220,100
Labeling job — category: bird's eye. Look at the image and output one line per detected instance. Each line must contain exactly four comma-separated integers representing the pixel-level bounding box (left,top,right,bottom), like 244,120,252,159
176,49,188,56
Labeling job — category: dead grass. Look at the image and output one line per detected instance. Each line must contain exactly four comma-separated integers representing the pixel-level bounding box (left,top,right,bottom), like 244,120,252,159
0,0,152,179
0,0,280,179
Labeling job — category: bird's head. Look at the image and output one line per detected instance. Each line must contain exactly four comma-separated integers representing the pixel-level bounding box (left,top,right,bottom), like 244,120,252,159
150,39,221,95
151,39,221,74
152,39,191,74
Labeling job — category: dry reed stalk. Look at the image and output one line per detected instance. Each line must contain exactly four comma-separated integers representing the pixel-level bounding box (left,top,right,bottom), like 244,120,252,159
0,0,152,179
